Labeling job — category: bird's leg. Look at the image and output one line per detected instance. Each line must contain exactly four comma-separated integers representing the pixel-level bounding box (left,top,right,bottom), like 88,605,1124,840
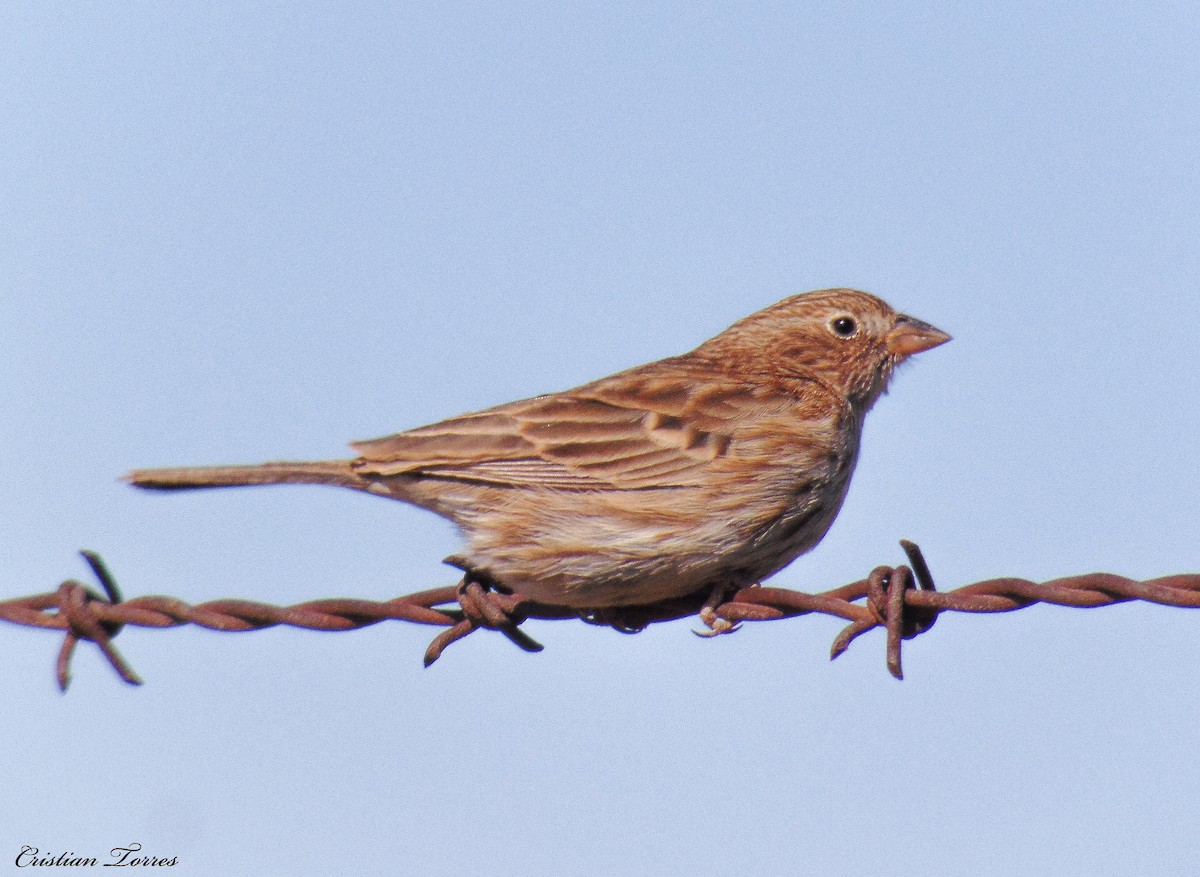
694,583,742,637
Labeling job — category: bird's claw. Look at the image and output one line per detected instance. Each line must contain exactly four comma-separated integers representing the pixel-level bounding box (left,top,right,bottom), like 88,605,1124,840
693,605,741,637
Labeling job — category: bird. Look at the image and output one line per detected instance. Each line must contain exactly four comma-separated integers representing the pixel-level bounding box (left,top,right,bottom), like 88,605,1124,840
126,288,949,621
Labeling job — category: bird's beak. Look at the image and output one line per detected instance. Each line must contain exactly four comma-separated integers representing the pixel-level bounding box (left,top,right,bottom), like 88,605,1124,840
886,314,951,358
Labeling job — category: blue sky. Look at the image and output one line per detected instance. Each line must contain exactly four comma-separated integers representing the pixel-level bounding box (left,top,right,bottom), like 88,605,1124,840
3,3,1199,874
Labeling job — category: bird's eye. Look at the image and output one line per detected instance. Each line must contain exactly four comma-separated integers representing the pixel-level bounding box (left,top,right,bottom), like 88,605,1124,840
830,316,858,337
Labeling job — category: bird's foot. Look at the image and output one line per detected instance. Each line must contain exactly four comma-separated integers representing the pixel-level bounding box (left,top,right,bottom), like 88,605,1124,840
693,585,742,638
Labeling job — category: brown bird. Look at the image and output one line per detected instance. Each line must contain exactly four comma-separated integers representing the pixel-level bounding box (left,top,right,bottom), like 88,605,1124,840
127,288,948,621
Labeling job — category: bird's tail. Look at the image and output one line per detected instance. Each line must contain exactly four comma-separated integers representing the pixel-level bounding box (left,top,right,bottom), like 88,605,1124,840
124,460,370,493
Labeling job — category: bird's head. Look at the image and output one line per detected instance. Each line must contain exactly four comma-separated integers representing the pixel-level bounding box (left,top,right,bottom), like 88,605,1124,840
696,288,950,407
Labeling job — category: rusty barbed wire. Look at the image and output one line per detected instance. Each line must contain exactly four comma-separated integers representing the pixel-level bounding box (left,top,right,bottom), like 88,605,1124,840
3,541,1199,689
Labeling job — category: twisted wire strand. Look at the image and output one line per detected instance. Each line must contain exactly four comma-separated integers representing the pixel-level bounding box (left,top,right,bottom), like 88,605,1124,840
3,542,1198,689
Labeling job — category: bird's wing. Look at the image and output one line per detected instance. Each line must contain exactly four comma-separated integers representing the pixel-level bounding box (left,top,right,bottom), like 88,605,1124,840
350,364,796,491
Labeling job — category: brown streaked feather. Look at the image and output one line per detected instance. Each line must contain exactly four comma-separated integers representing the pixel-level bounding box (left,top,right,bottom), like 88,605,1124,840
348,360,814,492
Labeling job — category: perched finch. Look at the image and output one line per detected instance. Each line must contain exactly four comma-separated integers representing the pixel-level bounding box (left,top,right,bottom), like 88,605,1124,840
127,288,948,614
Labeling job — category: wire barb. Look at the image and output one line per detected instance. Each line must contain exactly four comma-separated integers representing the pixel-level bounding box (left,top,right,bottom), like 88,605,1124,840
3,541,1200,688
52,552,143,691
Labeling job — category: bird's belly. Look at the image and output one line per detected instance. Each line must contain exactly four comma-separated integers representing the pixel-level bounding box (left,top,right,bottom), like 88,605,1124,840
455,484,836,608
464,510,736,606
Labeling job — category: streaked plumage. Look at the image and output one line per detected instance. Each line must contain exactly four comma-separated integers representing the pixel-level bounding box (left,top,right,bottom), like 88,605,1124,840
127,288,949,608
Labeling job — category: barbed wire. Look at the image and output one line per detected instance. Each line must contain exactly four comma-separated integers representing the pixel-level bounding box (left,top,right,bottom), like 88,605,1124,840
3,541,1198,690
